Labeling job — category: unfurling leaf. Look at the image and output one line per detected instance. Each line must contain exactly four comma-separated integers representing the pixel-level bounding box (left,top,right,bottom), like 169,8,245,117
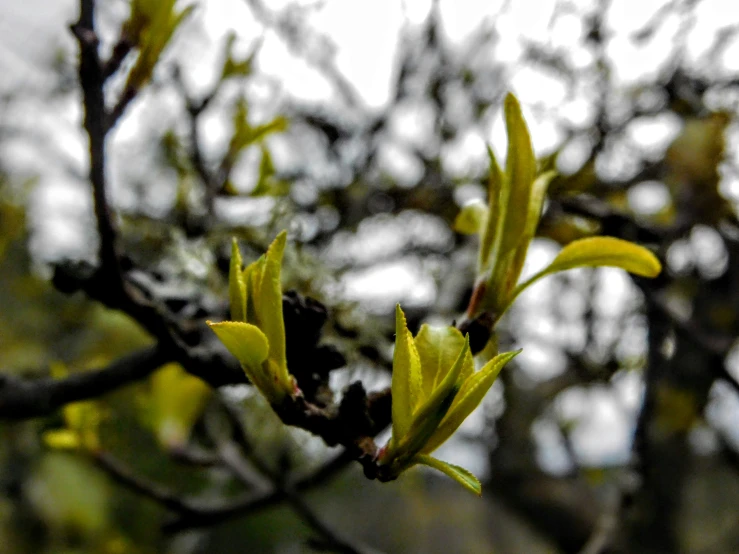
208,322,271,389
256,231,289,382
398,336,467,460
479,146,504,272
208,231,295,404
457,93,663,342
414,455,482,496
43,430,81,450
506,236,661,310
415,325,471,397
220,32,256,81
380,305,517,494
421,349,520,454
391,304,422,440
498,93,537,258
540,236,662,277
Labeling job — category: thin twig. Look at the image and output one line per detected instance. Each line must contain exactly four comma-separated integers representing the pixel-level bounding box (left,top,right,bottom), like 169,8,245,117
71,0,123,292
94,450,209,516
163,449,355,533
208,399,380,554
172,67,221,214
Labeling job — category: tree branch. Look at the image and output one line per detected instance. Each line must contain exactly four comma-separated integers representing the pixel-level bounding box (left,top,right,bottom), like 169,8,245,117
94,450,207,516
0,346,168,419
207,403,379,554
71,0,123,293
172,67,222,218
163,448,355,533
93,442,354,534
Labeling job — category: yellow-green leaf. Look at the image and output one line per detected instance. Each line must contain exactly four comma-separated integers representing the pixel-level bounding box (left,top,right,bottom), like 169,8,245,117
544,236,661,276
414,325,471,399
229,239,247,322
521,171,556,245
43,401,102,451
399,337,469,459
423,350,519,454
124,2,193,96
220,32,255,80
243,257,262,324
207,321,269,389
491,171,556,310
454,200,488,235
507,236,662,311
398,384,456,463
479,146,505,273
255,231,288,383
499,93,536,256
414,454,482,496
391,305,423,439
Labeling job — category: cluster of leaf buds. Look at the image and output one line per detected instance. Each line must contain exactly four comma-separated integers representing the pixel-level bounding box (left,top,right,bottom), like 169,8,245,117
455,93,661,340
207,94,662,495
208,231,297,405
376,306,519,494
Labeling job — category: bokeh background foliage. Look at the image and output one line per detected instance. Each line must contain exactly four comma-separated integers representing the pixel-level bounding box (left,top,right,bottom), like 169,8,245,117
2,0,739,552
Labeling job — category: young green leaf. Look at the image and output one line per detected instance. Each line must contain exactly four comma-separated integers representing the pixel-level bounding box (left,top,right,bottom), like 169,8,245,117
480,146,506,274
244,257,262,324
408,336,468,431
423,350,520,454
207,321,270,388
498,93,536,257
507,236,662,310
43,401,102,452
255,231,288,381
392,305,423,439
414,324,470,398
542,236,661,276
491,171,556,311
414,455,482,496
397,380,457,465
43,429,81,450
148,363,211,449
524,172,556,235
124,1,194,96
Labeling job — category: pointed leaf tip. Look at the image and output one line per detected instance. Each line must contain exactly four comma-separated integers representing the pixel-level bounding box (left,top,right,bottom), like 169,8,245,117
256,230,289,380
540,236,662,279
392,304,422,440
415,454,482,495
207,320,269,371
504,237,662,314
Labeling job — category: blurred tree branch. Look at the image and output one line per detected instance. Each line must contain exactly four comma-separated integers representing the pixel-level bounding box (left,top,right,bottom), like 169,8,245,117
0,346,167,419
